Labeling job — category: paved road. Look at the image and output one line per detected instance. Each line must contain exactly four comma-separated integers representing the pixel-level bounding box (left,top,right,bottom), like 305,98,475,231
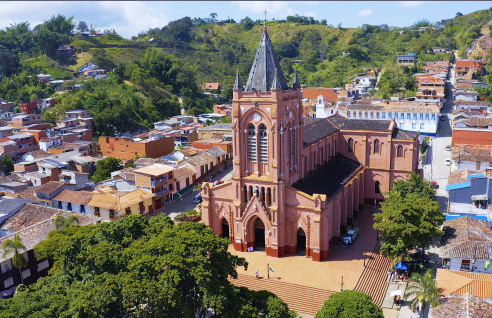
422,60,455,213
156,165,233,220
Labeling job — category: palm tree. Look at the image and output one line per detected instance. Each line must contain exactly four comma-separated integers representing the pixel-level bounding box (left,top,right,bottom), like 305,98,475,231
54,214,80,230
404,269,442,314
2,234,27,284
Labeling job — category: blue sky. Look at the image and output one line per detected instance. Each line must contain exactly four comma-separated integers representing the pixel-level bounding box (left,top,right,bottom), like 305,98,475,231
0,1,490,38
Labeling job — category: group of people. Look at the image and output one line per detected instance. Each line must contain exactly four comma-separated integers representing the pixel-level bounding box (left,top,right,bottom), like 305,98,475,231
393,295,402,307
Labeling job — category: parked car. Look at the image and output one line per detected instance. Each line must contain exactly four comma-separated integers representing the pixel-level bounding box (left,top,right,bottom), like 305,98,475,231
214,180,224,185
193,193,202,203
430,181,438,188
346,230,357,242
445,145,451,151
440,114,447,121
445,158,451,166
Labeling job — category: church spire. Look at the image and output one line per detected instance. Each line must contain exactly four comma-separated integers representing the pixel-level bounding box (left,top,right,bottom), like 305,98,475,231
292,68,300,89
271,68,282,90
234,69,243,90
244,28,289,92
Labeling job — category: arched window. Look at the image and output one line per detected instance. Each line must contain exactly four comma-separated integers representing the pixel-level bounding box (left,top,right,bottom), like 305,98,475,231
259,124,268,162
348,138,354,153
267,188,272,206
304,156,307,174
374,139,380,154
248,124,257,161
244,185,248,203
291,129,295,163
375,181,380,193
313,151,316,168
397,145,403,157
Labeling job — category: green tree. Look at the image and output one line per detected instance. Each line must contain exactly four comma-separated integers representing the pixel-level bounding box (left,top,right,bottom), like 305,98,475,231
390,172,436,200
76,21,88,32
1,154,14,175
210,13,218,22
374,192,444,258
91,157,123,183
1,215,296,317
404,269,442,314
54,215,80,230
315,290,384,318
2,234,27,284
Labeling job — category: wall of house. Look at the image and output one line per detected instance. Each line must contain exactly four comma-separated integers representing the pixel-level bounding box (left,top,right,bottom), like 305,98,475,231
0,250,52,292
100,136,174,160
457,161,491,171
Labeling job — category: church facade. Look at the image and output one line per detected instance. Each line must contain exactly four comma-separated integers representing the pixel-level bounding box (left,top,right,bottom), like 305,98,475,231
201,27,421,261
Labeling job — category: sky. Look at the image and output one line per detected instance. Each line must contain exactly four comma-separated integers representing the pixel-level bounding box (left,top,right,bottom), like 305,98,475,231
0,1,491,39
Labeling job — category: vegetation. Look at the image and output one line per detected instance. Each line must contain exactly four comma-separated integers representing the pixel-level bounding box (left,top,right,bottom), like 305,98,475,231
91,156,123,183
314,290,384,318
404,269,442,313
0,215,297,317
54,215,80,230
1,154,14,175
2,234,28,284
373,173,445,260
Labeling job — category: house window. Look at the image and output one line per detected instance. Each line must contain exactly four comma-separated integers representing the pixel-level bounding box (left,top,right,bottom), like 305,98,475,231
364,112,368,119
442,259,450,269
375,181,380,193
420,123,424,130
1,260,12,273
94,207,100,217
80,205,85,213
347,112,351,118
420,113,424,120
382,112,386,119
400,122,404,128
432,114,436,120
476,161,481,170
412,123,416,129
460,259,471,271
353,111,357,118
259,124,268,162
413,113,417,120
3,277,14,288
176,182,181,191
397,146,403,157
126,207,131,215
67,202,72,211
169,183,173,191
359,111,362,118
407,113,411,119
374,139,380,154
348,138,354,153
247,124,257,162
370,112,374,119
22,269,31,279
425,113,429,120
37,260,49,272
376,112,380,119
401,113,404,119
109,210,115,216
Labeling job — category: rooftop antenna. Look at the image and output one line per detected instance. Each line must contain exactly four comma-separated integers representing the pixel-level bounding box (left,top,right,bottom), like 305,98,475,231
263,9,268,30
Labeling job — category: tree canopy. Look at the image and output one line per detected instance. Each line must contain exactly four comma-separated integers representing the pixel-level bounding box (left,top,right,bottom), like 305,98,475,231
0,215,297,317
91,156,123,183
314,290,383,318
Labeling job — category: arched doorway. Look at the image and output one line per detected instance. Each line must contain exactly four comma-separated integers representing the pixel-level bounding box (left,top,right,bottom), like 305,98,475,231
254,218,265,251
296,228,306,255
221,219,230,239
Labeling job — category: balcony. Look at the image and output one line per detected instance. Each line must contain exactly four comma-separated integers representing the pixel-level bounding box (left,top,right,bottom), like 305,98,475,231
151,178,167,187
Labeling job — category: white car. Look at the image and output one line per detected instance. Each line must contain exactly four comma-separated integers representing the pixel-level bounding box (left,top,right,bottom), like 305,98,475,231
445,158,451,166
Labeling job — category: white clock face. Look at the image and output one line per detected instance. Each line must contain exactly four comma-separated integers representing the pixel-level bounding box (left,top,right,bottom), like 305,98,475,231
253,113,261,122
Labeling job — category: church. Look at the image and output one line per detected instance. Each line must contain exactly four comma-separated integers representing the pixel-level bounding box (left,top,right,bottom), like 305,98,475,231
201,26,421,261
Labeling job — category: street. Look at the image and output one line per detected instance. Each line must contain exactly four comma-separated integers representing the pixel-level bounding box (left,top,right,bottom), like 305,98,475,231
422,57,455,213
156,165,233,220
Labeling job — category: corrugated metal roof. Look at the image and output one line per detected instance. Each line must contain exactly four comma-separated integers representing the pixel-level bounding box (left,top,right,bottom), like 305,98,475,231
446,181,471,191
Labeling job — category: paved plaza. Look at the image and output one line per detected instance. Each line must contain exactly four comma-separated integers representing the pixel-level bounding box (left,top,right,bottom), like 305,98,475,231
229,207,381,292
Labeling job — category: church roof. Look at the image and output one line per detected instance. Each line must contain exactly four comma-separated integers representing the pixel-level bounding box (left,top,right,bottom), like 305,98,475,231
303,118,338,147
292,154,362,199
327,114,391,132
244,28,289,92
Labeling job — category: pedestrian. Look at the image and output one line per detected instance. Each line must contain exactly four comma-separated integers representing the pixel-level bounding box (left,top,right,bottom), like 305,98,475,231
416,305,419,314
255,270,259,279
267,264,270,279
210,176,213,182
397,296,401,307
392,272,395,282
393,295,397,307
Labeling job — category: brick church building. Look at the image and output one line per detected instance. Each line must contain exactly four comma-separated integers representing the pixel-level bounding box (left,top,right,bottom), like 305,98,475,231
201,26,421,261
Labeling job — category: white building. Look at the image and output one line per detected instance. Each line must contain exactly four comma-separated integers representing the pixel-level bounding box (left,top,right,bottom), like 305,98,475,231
317,101,440,136
455,90,479,102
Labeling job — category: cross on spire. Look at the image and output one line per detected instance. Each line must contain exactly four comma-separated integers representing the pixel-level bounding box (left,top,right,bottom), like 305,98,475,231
263,9,267,29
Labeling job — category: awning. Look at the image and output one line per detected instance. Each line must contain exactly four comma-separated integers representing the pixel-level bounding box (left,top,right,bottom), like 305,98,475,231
471,195,488,201
395,262,408,271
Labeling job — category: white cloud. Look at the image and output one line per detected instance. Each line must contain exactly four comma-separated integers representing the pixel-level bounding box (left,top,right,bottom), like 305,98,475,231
0,1,168,38
232,1,316,19
357,9,372,19
400,1,424,7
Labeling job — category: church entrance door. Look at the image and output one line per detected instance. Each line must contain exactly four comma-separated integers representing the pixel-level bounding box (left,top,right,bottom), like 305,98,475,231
254,218,265,251
296,228,306,255
221,218,230,239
